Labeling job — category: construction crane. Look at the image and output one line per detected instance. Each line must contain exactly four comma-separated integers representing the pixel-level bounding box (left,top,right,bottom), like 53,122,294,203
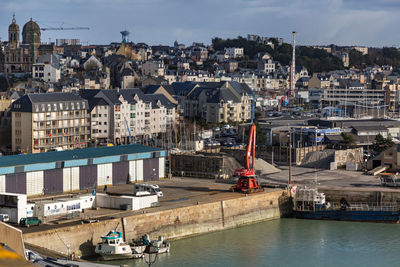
41,21,90,31
231,124,264,194
41,26,90,31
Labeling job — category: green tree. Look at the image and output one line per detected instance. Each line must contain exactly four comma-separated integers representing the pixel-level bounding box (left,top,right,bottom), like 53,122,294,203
342,133,355,146
373,134,395,155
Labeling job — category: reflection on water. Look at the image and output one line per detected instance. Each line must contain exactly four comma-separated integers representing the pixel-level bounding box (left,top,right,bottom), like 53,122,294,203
94,219,400,267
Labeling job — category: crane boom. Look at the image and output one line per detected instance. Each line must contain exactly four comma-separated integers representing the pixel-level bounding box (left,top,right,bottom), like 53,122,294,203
41,27,90,31
245,124,256,171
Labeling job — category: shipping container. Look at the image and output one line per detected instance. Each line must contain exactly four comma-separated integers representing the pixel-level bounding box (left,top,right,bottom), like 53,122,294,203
129,160,144,182
112,161,129,185
62,167,80,192
159,157,165,179
0,175,5,193
143,158,159,181
44,169,63,195
26,171,44,196
79,165,97,190
5,173,26,194
97,163,113,186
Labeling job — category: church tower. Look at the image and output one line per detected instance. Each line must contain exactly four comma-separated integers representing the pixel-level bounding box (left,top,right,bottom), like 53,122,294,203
8,14,20,49
22,18,41,47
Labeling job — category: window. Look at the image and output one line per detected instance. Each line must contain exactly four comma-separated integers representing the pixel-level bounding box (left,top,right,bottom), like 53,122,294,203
130,105,135,110
130,113,135,118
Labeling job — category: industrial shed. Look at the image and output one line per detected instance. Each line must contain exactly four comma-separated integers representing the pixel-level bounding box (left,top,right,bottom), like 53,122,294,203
0,144,166,197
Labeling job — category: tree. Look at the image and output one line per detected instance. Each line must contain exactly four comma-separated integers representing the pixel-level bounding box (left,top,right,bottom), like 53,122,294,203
342,133,355,147
373,134,395,155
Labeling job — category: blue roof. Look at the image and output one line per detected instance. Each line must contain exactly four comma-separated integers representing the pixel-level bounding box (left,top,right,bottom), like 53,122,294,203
0,144,163,168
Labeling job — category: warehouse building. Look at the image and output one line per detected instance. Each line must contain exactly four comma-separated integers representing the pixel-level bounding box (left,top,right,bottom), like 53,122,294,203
0,144,166,197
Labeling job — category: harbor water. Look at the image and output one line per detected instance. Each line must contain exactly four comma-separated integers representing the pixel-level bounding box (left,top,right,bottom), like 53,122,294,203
101,218,400,267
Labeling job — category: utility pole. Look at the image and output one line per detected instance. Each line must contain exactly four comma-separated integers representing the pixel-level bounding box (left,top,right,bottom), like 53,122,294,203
290,31,296,97
289,128,292,185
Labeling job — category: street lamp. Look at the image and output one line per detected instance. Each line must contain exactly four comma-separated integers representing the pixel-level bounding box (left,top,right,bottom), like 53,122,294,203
143,245,158,267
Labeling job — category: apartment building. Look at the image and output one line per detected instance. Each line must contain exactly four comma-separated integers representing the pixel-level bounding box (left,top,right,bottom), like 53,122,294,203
308,73,332,89
142,60,165,77
182,81,252,123
80,89,176,144
11,93,89,153
224,47,244,58
32,54,61,83
32,63,60,83
258,59,275,73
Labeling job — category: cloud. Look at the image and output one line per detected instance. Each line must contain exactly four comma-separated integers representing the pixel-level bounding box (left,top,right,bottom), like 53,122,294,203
0,0,399,46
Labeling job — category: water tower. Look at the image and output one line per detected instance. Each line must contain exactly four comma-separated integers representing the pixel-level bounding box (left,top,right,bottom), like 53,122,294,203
120,30,130,43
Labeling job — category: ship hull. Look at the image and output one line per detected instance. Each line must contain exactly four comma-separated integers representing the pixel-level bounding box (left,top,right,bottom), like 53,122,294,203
294,210,400,223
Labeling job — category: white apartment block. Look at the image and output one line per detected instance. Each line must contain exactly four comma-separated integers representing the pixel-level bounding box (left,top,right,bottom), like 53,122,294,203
32,63,61,83
224,47,244,58
352,46,368,55
82,89,176,144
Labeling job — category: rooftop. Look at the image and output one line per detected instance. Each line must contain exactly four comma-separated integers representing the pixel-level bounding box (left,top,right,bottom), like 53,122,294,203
0,144,164,168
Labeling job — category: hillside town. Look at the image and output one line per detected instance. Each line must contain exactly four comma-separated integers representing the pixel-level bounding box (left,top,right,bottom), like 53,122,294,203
1,16,400,158
2,13,400,266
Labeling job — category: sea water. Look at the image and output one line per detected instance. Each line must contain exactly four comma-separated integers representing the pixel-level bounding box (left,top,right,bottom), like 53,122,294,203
101,219,400,267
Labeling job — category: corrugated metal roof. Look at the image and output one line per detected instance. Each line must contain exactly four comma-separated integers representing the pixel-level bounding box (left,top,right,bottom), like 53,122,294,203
0,144,163,168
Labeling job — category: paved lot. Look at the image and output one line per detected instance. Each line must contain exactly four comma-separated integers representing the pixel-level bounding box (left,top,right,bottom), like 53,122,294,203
20,178,278,233
261,165,396,191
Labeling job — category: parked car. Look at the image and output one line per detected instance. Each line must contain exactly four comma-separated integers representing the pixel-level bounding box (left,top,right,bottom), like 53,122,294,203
0,214,9,222
81,218,99,224
19,217,41,227
134,183,163,197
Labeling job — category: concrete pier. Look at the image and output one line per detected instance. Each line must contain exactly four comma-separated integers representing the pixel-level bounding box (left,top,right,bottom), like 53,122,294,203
23,190,290,257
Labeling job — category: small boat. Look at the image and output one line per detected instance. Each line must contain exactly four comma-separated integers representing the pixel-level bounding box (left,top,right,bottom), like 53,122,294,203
130,234,170,256
379,173,400,187
292,186,400,223
95,230,139,260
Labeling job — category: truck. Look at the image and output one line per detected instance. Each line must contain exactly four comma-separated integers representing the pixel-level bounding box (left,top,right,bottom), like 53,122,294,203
134,184,163,197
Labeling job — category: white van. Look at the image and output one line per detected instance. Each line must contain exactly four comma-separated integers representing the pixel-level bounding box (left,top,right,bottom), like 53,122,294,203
134,184,163,197
0,214,9,222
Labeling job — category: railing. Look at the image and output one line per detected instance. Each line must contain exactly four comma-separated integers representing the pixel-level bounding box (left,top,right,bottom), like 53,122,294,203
296,201,400,212
331,202,400,212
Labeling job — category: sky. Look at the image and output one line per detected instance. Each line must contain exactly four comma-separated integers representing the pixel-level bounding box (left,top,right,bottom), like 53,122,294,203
1,0,400,47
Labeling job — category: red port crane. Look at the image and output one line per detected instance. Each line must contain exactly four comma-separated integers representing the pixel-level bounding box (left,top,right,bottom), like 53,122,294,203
231,124,264,193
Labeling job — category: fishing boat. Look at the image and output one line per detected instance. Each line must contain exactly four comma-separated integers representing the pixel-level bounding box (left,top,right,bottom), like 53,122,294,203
292,186,400,223
95,230,141,260
130,234,170,255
